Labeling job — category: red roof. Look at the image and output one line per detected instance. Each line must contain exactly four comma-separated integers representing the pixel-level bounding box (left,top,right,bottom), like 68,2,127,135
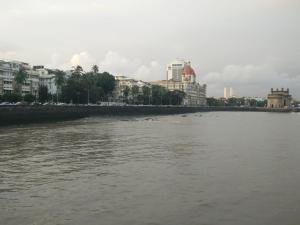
183,65,195,76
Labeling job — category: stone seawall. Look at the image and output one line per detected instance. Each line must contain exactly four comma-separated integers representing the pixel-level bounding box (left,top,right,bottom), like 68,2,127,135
0,105,299,126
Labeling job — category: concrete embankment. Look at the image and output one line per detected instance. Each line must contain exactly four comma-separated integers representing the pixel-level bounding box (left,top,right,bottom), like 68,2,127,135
0,105,299,126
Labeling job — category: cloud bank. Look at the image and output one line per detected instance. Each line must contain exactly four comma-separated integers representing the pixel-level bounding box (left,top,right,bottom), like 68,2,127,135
1,0,300,98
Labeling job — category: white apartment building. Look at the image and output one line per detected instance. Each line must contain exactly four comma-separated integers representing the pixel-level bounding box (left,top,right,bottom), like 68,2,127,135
0,60,14,95
0,60,39,96
34,66,57,95
0,60,58,98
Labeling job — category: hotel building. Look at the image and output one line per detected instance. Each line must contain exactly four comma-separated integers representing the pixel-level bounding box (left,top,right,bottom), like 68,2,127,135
151,60,206,106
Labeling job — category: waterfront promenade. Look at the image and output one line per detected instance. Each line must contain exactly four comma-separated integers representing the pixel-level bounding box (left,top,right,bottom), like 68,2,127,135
0,105,299,126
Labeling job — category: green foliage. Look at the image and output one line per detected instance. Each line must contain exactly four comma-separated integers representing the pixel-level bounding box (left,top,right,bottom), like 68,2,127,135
227,97,243,106
142,86,151,97
131,85,139,104
38,86,50,103
206,97,225,106
95,72,115,95
92,65,99,74
207,97,267,107
165,90,185,105
142,86,151,105
14,67,28,94
151,85,184,105
61,68,115,104
256,100,267,107
2,93,22,103
53,70,66,88
72,65,84,77
123,86,130,98
14,67,28,85
151,85,167,105
23,93,36,103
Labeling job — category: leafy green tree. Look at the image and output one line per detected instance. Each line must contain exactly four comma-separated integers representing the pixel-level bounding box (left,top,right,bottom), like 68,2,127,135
249,99,257,107
122,86,130,103
38,86,50,103
151,85,167,105
72,65,84,77
142,86,151,104
61,70,115,104
95,72,115,96
256,100,267,107
23,93,36,103
2,92,22,103
53,69,66,102
14,67,28,94
206,97,226,106
169,90,185,105
227,97,240,106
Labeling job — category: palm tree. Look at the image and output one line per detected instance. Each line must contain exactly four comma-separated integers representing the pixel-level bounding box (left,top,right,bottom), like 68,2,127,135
53,70,66,103
14,67,28,95
92,65,99,74
72,65,84,76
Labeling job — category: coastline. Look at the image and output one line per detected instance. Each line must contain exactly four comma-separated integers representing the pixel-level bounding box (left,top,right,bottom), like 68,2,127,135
0,105,299,126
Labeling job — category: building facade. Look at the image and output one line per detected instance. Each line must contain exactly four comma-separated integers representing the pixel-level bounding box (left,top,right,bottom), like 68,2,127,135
113,75,152,102
0,60,38,96
0,60,58,98
267,88,292,108
34,66,57,95
167,59,186,82
152,60,207,106
224,87,233,99
0,60,19,95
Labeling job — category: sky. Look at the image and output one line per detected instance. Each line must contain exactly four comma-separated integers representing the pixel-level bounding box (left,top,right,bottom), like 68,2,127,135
0,0,300,98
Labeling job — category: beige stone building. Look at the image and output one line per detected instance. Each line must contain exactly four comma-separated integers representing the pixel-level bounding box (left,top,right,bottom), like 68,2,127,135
151,60,207,106
113,75,152,102
267,88,292,108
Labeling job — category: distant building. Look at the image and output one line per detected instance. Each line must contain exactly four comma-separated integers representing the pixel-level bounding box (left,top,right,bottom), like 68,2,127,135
224,87,233,99
0,60,60,98
34,66,57,95
151,60,206,106
267,88,292,108
0,60,13,95
167,59,186,82
113,75,152,102
0,60,39,97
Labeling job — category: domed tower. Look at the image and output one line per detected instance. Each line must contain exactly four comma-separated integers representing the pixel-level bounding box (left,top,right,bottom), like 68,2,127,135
182,61,196,83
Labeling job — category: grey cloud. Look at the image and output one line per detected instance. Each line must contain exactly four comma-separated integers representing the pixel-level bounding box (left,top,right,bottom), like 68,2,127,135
1,0,300,98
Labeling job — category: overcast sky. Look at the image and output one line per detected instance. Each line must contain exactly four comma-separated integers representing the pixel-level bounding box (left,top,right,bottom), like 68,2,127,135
1,0,299,97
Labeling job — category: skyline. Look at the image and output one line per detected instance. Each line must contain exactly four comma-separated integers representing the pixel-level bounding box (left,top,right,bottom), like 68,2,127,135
1,0,300,97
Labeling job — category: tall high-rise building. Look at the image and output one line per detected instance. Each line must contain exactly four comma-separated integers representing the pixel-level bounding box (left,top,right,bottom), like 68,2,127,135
224,87,233,99
166,59,185,82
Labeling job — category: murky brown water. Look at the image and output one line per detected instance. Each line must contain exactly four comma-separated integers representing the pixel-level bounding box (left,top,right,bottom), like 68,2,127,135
1,112,300,225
